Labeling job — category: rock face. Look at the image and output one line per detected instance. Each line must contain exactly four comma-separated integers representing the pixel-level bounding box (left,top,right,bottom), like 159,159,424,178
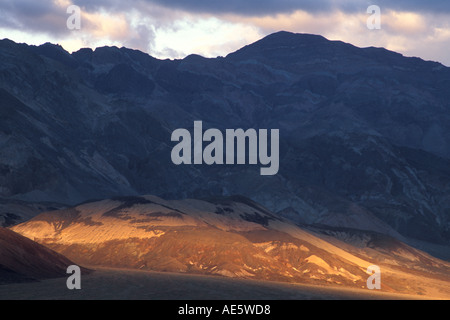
0,227,79,284
1,32,450,248
10,195,450,296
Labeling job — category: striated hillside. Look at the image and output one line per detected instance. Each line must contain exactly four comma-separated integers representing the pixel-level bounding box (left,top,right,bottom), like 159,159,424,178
11,195,450,297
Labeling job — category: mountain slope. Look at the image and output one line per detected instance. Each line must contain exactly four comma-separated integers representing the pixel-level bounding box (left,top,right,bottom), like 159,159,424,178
0,198,65,227
11,195,450,297
0,227,80,284
0,32,450,249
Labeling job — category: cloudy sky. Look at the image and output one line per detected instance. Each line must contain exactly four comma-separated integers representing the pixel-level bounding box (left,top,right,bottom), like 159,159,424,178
1,0,450,65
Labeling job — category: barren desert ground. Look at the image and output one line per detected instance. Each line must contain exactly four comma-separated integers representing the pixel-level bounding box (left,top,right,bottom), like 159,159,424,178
0,267,438,300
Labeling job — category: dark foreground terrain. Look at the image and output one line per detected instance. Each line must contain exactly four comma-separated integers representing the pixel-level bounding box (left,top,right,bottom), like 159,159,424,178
0,267,433,300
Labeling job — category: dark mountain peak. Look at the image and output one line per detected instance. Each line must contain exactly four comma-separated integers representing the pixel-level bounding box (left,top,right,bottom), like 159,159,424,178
30,42,78,68
88,45,125,65
261,31,328,44
94,45,121,52
0,38,21,49
225,31,449,76
226,31,343,62
71,47,93,62
37,42,65,50
72,45,159,70
0,38,45,66
183,53,208,62
118,47,160,70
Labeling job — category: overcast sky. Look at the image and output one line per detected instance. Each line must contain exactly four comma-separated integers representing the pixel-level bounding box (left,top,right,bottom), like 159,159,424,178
1,0,449,65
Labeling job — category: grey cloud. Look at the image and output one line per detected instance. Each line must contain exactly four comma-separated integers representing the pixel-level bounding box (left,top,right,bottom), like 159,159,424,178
71,0,450,16
0,0,68,35
2,0,450,47
70,0,336,15
3,0,54,16
71,0,124,12
377,0,450,13
2,0,450,37
148,0,450,15
144,0,331,15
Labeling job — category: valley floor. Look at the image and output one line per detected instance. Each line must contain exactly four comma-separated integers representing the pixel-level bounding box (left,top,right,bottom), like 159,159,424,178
0,267,437,300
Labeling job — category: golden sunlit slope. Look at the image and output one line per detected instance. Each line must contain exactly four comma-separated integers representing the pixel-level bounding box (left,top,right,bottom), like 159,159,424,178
11,195,450,298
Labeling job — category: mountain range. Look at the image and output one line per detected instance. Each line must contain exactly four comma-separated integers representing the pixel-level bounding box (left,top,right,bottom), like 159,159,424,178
0,31,450,259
